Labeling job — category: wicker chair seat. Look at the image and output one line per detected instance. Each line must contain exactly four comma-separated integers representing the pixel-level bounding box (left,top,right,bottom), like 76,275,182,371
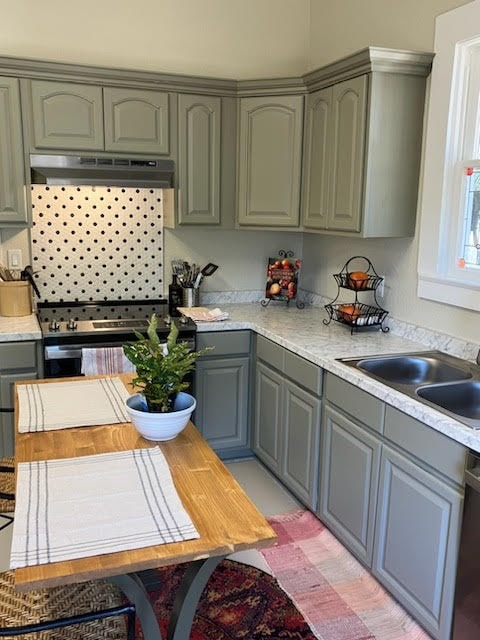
0,457,15,513
0,571,128,639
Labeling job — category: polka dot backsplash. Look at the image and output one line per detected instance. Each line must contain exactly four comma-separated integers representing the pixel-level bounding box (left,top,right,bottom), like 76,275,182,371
31,185,164,302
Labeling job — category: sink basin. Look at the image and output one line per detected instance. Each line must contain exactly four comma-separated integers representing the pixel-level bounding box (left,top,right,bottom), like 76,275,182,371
356,355,472,385
417,381,480,421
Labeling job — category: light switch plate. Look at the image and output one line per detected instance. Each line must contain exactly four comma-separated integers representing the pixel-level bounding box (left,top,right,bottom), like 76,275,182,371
7,249,22,270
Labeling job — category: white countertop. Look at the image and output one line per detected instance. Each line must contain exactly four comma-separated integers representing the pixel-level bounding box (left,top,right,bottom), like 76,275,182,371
0,314,41,342
195,303,480,453
3,303,480,452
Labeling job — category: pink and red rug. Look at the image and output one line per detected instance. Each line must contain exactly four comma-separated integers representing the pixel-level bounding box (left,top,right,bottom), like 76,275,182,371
261,509,433,640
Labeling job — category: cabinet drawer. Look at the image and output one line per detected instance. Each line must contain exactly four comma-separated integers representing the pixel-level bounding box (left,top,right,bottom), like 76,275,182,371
197,330,250,356
284,350,322,396
256,335,284,371
0,341,37,369
384,406,466,484
325,374,385,433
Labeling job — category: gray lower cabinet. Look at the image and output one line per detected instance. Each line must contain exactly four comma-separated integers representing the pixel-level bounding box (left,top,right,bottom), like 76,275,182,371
323,373,466,640
0,77,27,224
195,331,251,458
319,403,380,566
237,95,304,227
373,445,462,640
29,80,169,154
254,335,321,509
0,341,41,457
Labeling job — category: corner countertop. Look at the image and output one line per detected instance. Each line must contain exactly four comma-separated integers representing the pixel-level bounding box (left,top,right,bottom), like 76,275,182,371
195,303,480,453
0,314,41,342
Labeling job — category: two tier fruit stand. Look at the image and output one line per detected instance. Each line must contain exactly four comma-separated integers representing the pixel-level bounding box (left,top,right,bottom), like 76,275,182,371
324,256,389,334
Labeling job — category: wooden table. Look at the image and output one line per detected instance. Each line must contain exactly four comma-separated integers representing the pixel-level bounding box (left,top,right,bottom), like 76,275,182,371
14,374,276,640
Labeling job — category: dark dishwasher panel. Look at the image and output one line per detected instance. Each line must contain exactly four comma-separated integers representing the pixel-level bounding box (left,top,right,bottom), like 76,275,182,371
452,452,480,639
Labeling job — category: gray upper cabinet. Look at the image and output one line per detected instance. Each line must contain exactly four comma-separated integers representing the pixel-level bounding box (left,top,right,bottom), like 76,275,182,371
30,80,169,154
237,95,304,227
103,87,169,154
0,77,27,224
177,94,221,224
302,52,431,237
30,80,104,150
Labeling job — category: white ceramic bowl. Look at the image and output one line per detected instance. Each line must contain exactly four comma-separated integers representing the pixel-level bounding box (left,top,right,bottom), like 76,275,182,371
125,392,196,441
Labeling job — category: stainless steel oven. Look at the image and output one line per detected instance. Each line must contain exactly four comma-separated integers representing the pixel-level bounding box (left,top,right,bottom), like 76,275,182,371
38,300,197,381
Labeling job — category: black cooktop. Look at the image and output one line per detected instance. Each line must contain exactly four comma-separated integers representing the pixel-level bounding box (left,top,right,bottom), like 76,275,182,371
37,299,196,337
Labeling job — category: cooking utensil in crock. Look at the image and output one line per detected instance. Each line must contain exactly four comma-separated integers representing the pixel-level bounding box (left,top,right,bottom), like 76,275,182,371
201,263,218,277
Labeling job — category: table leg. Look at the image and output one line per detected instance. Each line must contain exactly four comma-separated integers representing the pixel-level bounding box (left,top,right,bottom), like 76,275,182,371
167,555,225,640
108,573,163,640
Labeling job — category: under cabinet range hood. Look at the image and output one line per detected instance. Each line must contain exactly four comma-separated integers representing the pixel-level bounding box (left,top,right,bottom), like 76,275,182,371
30,154,175,188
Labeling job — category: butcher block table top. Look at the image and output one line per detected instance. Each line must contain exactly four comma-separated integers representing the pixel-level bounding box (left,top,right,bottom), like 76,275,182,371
13,373,276,592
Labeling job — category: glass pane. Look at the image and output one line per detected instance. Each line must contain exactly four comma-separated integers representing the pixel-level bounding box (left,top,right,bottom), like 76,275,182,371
460,168,480,267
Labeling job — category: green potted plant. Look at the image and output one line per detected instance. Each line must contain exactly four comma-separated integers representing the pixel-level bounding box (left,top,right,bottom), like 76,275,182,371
123,314,211,440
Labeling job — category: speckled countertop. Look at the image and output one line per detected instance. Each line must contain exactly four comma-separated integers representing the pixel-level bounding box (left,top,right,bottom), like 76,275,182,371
195,303,480,453
2,304,480,453
0,314,41,342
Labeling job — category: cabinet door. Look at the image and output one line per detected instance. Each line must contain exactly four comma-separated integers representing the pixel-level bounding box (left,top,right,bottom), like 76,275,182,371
0,77,27,223
328,75,367,232
195,356,249,452
282,379,320,509
31,80,104,150
301,87,331,230
103,87,169,154
0,369,38,457
319,404,380,566
178,94,221,224
253,362,283,473
237,95,303,227
373,445,462,640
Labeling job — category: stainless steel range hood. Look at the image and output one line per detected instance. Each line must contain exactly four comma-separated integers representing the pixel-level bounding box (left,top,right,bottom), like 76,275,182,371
30,154,175,188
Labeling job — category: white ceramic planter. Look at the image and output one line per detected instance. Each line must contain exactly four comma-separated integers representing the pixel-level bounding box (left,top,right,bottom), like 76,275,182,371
125,392,196,441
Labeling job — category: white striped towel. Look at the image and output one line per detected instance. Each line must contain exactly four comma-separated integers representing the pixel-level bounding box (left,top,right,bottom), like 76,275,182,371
10,446,199,568
17,377,131,433
81,347,136,375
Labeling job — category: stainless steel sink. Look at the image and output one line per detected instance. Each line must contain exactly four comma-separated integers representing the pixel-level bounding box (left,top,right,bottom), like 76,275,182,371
357,355,472,386
417,381,480,422
340,350,480,429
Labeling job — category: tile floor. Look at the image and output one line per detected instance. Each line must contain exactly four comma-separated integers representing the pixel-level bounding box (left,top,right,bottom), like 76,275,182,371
0,457,299,573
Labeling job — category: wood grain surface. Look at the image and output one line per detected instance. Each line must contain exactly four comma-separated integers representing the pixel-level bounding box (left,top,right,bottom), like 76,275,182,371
14,374,276,591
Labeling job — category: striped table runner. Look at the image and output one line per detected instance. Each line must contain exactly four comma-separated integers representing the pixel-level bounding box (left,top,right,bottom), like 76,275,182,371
10,446,199,568
17,377,131,433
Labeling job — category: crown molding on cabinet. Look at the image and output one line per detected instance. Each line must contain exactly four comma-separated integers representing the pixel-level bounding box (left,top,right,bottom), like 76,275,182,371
0,47,433,98
303,47,434,93
0,54,238,96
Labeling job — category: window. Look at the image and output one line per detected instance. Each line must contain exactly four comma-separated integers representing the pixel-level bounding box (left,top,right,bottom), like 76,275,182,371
417,1,480,311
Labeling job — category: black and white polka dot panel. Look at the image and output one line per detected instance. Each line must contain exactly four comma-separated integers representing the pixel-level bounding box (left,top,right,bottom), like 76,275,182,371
31,185,163,301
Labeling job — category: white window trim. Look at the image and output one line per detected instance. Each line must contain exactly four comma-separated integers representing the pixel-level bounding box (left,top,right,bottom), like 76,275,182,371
417,0,480,311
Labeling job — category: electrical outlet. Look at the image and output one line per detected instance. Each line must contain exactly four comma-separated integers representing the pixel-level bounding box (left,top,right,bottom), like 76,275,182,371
377,276,385,298
7,249,22,270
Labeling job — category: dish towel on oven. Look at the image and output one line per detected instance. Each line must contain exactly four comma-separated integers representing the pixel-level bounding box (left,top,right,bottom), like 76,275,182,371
81,347,136,376
17,377,131,433
10,446,199,568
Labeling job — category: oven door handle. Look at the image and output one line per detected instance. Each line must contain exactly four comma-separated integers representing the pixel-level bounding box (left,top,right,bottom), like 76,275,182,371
44,344,131,360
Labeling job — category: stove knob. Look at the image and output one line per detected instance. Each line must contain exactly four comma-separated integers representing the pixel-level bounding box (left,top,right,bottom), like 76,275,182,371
179,315,188,325
66,318,78,331
164,315,172,326
48,319,60,332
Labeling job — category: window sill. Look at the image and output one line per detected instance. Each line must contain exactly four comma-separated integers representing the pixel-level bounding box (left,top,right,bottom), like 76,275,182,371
417,275,480,311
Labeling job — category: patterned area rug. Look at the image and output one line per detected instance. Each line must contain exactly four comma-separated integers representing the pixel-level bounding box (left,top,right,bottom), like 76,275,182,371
261,509,433,640
141,558,318,639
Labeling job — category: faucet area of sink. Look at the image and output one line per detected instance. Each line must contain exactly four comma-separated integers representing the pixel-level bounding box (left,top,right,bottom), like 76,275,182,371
340,350,480,429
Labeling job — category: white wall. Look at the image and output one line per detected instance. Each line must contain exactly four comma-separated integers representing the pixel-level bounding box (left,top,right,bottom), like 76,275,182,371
0,0,309,79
